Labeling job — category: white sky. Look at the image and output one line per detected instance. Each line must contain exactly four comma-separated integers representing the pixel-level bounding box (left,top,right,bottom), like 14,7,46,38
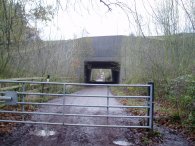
35,0,152,40
34,0,192,40
39,8,131,40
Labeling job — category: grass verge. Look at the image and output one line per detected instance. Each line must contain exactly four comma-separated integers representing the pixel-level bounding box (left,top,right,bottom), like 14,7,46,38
111,86,195,144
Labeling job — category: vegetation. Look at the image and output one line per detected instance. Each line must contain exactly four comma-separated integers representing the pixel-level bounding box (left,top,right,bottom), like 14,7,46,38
114,2,195,137
0,0,54,78
117,32,195,142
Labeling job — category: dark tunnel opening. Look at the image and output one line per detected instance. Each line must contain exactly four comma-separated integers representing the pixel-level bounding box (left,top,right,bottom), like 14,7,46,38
84,61,120,84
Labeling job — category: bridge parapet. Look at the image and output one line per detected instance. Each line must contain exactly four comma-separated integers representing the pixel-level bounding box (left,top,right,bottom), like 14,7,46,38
86,35,123,62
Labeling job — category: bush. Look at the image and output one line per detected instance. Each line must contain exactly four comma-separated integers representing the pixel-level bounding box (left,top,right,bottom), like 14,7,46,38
167,74,195,128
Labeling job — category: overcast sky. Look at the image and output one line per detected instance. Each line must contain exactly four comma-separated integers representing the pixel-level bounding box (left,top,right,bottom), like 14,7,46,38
35,0,190,40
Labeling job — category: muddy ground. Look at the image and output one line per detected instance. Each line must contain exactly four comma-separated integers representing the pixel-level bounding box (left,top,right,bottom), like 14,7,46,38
0,87,192,146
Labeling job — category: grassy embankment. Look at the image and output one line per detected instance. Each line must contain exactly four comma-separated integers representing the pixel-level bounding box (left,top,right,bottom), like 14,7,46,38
116,33,195,142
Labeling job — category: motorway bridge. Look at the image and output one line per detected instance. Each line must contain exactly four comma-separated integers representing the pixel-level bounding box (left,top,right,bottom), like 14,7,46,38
84,35,123,84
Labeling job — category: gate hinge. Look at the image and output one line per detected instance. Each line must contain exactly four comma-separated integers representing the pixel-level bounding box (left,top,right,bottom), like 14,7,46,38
0,91,18,105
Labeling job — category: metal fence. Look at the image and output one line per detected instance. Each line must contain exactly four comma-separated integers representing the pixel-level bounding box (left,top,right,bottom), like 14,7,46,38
0,80,154,129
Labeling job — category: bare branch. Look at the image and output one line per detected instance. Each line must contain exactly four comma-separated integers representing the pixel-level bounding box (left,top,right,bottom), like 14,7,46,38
100,0,112,11
133,0,145,37
180,0,195,31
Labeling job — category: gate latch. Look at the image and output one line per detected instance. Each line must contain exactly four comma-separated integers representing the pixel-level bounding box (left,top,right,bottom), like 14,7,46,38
0,91,18,105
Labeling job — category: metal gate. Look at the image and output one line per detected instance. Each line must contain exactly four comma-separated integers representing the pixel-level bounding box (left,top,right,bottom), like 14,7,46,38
0,80,154,129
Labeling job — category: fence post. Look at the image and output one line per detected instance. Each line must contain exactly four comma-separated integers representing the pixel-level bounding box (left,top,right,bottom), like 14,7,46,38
147,82,154,129
63,84,66,125
22,83,26,120
107,85,109,126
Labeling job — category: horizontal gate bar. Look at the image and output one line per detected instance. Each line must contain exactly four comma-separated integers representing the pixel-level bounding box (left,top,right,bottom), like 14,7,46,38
0,96,12,100
67,94,150,98
17,92,150,98
0,80,150,87
18,102,150,108
0,120,150,128
0,110,149,118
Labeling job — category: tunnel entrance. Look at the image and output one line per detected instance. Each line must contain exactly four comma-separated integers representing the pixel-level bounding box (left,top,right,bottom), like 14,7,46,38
84,61,120,84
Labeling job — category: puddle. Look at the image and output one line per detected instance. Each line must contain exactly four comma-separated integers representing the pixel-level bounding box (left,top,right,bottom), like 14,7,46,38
35,130,56,137
113,140,133,146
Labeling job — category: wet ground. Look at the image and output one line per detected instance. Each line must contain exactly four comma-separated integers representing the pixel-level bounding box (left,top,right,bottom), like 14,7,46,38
0,87,192,146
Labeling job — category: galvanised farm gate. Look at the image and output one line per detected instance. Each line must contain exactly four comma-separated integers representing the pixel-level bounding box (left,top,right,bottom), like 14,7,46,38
0,80,154,129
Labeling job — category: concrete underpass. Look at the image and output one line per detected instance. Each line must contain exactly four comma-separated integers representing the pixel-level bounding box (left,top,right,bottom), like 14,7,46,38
84,61,120,84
